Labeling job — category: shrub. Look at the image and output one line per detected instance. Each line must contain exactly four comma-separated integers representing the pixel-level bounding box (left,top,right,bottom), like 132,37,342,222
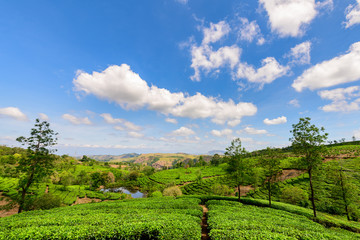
211,183,233,196
150,191,163,198
163,186,182,197
31,193,62,210
281,186,308,206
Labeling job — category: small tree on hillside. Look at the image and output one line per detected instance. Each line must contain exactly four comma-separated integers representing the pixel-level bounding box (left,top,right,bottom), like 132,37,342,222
290,117,328,218
325,161,360,220
260,147,282,207
16,119,58,213
225,138,253,202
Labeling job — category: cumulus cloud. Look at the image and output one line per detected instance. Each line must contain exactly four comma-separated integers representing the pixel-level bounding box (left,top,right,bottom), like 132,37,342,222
127,131,144,138
171,127,195,136
243,127,268,135
0,107,28,121
210,129,233,137
292,42,360,92
165,118,178,124
344,0,360,28
237,18,265,45
191,44,241,82
289,99,300,107
62,114,92,125
189,21,241,82
286,41,311,65
74,64,257,126
264,116,287,125
38,113,49,121
100,113,142,131
318,86,360,112
189,20,287,87
260,0,331,37
236,57,289,86
202,21,231,45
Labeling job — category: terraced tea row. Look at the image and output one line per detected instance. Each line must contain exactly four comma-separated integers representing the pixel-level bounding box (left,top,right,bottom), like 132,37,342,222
206,200,360,239
0,197,202,239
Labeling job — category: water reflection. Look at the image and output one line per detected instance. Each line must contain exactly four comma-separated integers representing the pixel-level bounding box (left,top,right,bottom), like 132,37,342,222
101,187,145,198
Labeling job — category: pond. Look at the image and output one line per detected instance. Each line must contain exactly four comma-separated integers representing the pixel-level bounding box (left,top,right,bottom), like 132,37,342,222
101,187,145,198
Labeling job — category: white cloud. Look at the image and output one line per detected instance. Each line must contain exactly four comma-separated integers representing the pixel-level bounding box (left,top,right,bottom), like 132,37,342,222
62,114,92,125
170,93,257,125
191,44,241,82
114,126,124,131
38,113,49,121
171,127,195,136
175,0,188,4
228,119,241,127
100,113,122,124
318,86,360,112
260,0,327,37
165,118,178,124
0,107,28,121
292,42,360,92
190,21,241,82
236,57,289,86
286,41,311,65
289,99,300,107
210,129,233,137
100,113,142,131
243,127,268,135
74,65,257,125
127,131,144,138
123,121,142,131
264,116,287,125
344,0,360,28
237,18,264,44
202,21,231,45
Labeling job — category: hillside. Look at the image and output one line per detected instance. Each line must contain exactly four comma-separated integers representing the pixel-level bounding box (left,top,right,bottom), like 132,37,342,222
79,153,140,162
109,153,201,169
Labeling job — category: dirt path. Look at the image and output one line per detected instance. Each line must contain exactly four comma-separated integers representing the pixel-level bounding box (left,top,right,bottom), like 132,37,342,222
0,193,18,218
200,204,209,240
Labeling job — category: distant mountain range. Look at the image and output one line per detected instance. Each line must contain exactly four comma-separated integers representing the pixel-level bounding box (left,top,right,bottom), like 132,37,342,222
78,153,140,162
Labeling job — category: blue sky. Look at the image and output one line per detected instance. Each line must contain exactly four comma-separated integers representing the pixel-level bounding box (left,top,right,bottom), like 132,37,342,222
1,0,360,155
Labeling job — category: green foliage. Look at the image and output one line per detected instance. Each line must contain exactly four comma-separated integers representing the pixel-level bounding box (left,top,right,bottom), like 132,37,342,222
0,197,202,240
281,186,309,206
31,193,62,210
225,138,253,200
149,191,163,198
290,117,328,170
210,183,233,196
290,117,328,218
16,119,58,213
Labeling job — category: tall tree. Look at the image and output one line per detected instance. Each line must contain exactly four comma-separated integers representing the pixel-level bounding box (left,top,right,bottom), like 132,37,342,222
260,147,282,207
16,119,58,213
290,117,328,218
225,138,252,202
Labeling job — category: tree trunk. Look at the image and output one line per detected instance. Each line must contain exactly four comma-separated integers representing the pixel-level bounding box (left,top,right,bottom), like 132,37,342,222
17,187,26,213
268,180,271,207
308,168,317,218
18,169,35,213
339,169,350,221
237,185,241,202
